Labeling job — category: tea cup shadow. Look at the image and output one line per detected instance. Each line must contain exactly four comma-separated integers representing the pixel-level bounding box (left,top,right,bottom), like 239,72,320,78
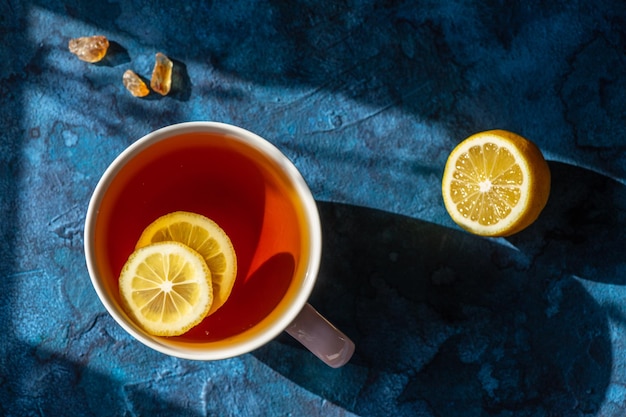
254,201,612,416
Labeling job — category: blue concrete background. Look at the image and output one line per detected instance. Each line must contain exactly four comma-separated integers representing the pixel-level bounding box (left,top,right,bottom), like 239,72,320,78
1,0,626,416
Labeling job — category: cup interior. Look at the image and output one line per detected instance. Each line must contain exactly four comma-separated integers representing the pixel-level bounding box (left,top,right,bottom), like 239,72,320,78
84,122,321,360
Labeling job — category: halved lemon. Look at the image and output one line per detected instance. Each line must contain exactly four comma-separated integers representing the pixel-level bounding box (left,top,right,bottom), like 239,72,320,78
441,130,551,237
135,211,237,316
119,241,213,336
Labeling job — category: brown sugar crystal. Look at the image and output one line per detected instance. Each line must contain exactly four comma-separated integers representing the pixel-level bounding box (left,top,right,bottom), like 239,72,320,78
68,35,109,63
122,70,150,97
150,52,173,96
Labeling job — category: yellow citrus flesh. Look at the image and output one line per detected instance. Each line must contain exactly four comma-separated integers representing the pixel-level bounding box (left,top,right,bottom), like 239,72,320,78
441,130,551,237
119,241,213,336
136,211,237,316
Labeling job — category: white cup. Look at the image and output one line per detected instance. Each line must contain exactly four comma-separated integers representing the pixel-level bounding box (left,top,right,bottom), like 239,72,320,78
84,122,354,367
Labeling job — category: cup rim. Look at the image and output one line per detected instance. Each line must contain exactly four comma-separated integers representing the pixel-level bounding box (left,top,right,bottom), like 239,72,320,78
84,121,322,360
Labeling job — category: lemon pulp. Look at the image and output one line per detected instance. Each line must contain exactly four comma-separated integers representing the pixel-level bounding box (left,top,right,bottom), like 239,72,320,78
136,211,237,316
442,130,550,237
119,241,213,336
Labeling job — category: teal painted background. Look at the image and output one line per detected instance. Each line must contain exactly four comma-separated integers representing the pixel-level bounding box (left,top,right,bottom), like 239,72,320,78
1,1,626,415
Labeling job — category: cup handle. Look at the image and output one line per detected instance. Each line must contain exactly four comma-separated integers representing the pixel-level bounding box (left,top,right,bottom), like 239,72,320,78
285,303,355,368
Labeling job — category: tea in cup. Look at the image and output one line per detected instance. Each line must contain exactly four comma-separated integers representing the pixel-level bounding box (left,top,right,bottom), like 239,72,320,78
84,122,354,367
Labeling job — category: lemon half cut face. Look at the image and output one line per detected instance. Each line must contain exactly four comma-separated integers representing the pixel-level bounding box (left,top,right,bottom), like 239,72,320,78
442,130,551,237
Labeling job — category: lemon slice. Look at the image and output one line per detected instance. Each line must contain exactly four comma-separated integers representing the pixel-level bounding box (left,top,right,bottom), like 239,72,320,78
136,211,237,316
441,130,551,237
119,241,213,336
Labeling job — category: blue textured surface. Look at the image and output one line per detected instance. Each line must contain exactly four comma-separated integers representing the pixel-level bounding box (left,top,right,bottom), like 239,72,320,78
2,0,626,416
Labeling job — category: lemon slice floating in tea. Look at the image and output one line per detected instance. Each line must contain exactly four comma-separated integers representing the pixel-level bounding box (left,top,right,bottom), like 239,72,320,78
441,129,551,237
136,211,237,316
119,241,213,336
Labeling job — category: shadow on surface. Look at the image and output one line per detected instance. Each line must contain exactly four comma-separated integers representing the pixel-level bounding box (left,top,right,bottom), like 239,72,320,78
0,3,199,416
96,40,131,67
509,161,626,285
170,58,193,102
0,342,204,417
37,0,469,125
0,0,30,412
255,201,612,417
35,0,626,163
